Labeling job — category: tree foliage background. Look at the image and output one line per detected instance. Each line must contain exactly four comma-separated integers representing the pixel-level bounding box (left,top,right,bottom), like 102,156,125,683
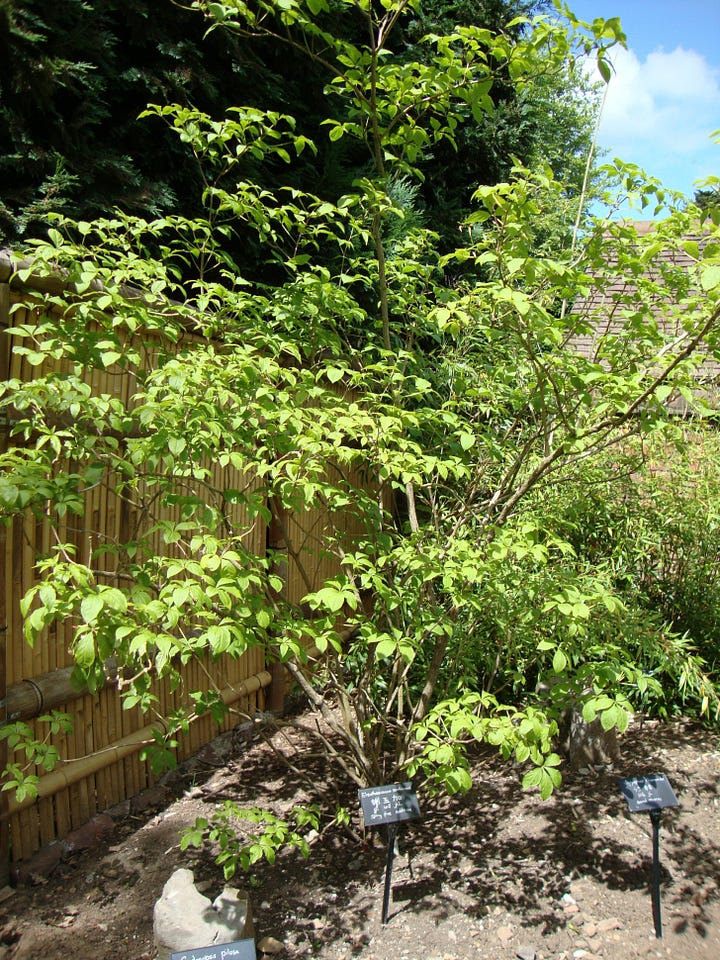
1,0,599,256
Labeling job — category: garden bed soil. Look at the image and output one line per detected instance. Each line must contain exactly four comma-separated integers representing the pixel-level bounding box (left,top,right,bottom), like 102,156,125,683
1,714,719,960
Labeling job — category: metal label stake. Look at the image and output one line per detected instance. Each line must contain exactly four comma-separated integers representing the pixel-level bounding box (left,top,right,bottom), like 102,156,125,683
358,782,421,925
618,773,679,939
382,822,399,925
650,809,663,938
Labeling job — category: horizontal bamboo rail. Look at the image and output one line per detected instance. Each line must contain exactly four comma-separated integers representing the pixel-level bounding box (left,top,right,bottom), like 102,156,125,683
5,670,272,817
0,252,168,309
2,661,124,723
2,623,355,724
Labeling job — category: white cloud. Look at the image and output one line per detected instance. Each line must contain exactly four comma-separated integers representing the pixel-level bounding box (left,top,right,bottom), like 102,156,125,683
644,47,719,101
598,45,720,157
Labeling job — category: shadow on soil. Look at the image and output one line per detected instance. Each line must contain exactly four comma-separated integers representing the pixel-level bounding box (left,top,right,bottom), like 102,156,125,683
170,716,720,957
3,715,718,960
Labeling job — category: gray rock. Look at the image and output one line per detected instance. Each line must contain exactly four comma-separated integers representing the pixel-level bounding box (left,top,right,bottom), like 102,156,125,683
214,884,254,940
153,868,253,960
516,946,537,960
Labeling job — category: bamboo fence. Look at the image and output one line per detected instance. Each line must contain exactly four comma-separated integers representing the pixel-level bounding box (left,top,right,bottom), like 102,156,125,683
0,253,358,875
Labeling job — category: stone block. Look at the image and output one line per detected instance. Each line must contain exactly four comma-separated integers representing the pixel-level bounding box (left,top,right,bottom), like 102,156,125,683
153,868,253,960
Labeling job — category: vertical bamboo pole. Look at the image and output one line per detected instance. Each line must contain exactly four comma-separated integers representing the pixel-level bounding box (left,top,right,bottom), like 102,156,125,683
53,506,70,673
92,696,110,812
38,796,56,849
115,495,130,806
20,513,34,682
267,496,288,715
53,782,70,843
83,694,97,820
16,808,35,863
52,497,75,845
0,282,10,884
0,599,8,884
75,471,101,820
8,307,24,383
121,698,138,801
105,471,122,806
11,516,23,687
4,486,21,870
188,660,202,758
71,700,91,828
255,478,268,715
103,686,120,807
0,518,7,879
37,515,50,677
90,471,111,809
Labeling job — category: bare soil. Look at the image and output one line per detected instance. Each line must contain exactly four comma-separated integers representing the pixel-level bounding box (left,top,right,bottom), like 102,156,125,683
2,713,719,960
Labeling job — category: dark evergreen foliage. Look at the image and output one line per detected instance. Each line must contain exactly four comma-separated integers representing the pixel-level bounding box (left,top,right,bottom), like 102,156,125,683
0,0,258,243
1,0,589,263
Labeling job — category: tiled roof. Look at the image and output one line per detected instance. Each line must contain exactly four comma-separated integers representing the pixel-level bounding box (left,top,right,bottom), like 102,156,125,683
570,221,720,411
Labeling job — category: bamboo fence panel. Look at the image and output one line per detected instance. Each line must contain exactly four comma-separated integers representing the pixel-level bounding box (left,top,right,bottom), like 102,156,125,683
1,263,357,867
0,277,270,864
284,463,375,607
3,482,269,863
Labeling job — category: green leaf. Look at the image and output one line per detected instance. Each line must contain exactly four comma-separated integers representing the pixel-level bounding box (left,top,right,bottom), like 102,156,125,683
74,631,96,669
552,648,567,673
522,767,542,790
81,594,104,624
540,766,561,799
168,436,187,456
616,707,630,733
701,264,720,291
600,705,618,731
102,588,127,613
445,767,472,794
375,637,397,658
581,701,597,723
312,586,345,613
597,55,612,84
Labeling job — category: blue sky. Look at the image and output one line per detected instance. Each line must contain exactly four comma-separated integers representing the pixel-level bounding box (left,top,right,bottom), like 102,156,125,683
560,1,720,213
